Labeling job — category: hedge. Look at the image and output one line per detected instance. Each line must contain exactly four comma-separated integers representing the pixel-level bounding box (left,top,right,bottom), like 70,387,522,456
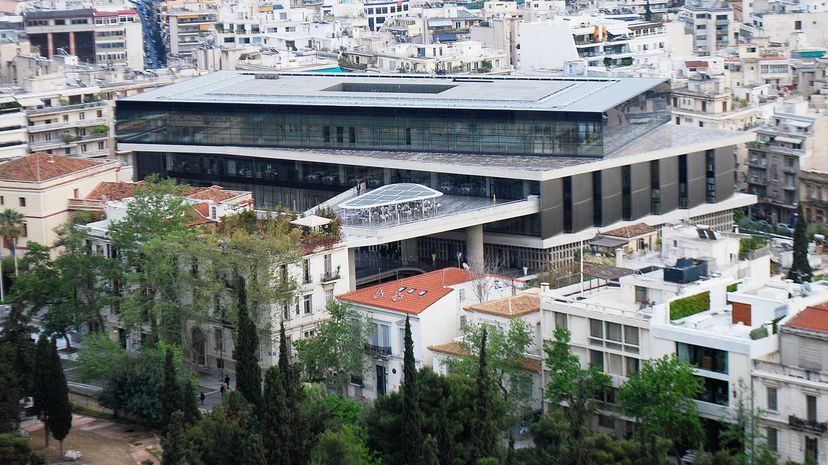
727,282,739,293
669,291,711,320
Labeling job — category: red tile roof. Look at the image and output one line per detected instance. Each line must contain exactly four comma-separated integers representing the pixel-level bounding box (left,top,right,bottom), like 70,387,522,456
685,60,709,68
601,223,655,239
184,185,242,202
186,202,213,227
785,303,828,333
85,181,140,201
0,153,103,182
338,268,474,315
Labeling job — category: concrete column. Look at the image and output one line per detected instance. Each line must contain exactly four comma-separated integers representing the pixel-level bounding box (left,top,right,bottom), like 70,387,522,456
523,180,531,198
295,161,303,180
465,224,484,272
69,31,76,56
338,165,346,186
347,248,357,291
430,172,439,189
383,168,392,185
46,33,54,59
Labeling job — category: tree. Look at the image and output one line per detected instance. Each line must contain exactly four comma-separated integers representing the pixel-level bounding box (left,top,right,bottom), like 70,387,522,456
294,300,371,395
0,433,44,465
310,424,380,465
543,327,611,465
180,378,201,426
161,411,191,465
0,344,20,433
8,243,54,318
185,391,266,465
235,275,262,407
401,316,423,465
789,205,813,282
445,318,534,419
618,355,704,465
0,304,35,400
161,348,182,432
32,336,72,454
0,209,26,275
470,329,502,463
45,339,72,457
263,366,290,465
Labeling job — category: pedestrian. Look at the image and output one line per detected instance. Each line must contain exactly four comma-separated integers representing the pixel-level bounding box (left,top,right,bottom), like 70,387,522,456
199,391,205,406
219,384,225,397
224,374,230,387
356,183,362,196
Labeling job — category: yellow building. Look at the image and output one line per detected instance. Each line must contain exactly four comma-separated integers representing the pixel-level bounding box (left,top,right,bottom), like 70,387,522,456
0,152,124,254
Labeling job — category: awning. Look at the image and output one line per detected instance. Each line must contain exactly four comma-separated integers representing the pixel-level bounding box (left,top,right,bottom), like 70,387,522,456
775,135,804,144
429,18,452,27
590,236,630,248
584,264,636,281
290,214,332,228
788,120,811,128
606,24,632,35
16,97,43,107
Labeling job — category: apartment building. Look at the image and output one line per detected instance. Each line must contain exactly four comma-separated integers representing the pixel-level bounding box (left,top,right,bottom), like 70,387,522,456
540,222,828,437
161,7,219,60
799,169,828,224
680,0,736,56
753,303,828,464
374,41,509,74
0,153,123,253
23,8,143,70
0,97,28,160
672,71,763,130
744,100,828,224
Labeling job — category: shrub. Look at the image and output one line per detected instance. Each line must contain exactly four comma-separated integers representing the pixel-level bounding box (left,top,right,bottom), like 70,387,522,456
727,282,739,293
669,292,710,320
749,326,769,340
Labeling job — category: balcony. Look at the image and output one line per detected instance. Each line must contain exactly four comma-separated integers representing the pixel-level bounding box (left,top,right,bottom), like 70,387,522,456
365,343,392,358
746,175,768,186
320,268,341,283
746,158,767,168
27,101,107,116
790,415,828,435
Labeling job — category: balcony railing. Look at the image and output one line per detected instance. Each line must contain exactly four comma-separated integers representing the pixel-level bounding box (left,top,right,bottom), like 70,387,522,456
28,101,107,116
747,175,768,185
790,415,828,434
365,343,392,358
321,268,341,283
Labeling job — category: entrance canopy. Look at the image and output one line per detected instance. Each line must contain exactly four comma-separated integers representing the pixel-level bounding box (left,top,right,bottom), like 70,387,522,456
339,183,443,210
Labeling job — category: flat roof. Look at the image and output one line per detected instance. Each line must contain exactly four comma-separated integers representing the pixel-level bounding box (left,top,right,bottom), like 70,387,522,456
122,71,668,113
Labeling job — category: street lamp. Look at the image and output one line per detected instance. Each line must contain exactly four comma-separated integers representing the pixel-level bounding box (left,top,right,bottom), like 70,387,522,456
456,251,462,269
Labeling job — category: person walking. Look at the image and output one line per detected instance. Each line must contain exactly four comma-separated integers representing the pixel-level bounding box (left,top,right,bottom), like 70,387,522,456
224,374,230,387
199,391,205,406
219,384,225,397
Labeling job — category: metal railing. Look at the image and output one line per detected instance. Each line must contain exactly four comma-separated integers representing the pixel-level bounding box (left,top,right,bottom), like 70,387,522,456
365,343,392,358
28,101,107,116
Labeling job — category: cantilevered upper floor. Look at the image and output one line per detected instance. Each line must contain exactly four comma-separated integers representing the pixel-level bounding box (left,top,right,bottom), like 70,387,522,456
116,71,672,158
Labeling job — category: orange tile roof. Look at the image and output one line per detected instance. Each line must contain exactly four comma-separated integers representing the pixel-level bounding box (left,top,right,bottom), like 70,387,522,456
428,341,542,372
337,268,474,315
0,153,104,182
85,181,139,201
464,293,539,318
785,303,828,333
186,202,213,227
184,185,242,202
601,223,655,239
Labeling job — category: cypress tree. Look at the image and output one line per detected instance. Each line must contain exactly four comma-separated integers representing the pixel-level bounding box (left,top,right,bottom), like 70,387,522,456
0,343,20,433
278,320,307,465
161,347,182,432
235,275,262,407
471,329,501,464
31,334,51,447
45,338,72,457
262,366,290,465
789,205,813,282
180,378,201,425
1,303,35,397
402,315,423,465
278,320,289,378
161,411,187,465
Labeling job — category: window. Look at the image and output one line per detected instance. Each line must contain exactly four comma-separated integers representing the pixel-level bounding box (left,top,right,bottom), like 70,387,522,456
625,356,639,375
81,144,87,153
767,386,778,411
677,342,728,373
589,318,603,344
766,427,777,451
73,188,79,198
554,312,567,329
1,196,5,205
18,197,25,207
303,258,311,283
589,349,604,370
598,415,615,429
371,322,391,348
303,294,312,314
21,223,27,238
795,20,802,30
79,112,85,120
98,141,105,151
214,327,223,353
606,322,622,350
807,395,817,422
607,353,623,375
325,288,333,302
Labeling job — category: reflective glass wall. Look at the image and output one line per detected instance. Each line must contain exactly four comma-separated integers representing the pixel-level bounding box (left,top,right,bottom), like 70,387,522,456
136,151,540,211
119,102,611,157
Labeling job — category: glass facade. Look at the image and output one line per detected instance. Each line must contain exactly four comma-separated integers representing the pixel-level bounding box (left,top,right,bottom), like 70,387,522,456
135,151,539,210
117,83,671,158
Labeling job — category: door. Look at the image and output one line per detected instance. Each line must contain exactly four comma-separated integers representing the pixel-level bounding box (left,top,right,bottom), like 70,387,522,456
376,365,387,396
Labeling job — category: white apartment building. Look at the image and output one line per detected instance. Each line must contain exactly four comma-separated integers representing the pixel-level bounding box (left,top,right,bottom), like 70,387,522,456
0,97,27,160
161,7,219,59
430,291,545,411
672,70,763,130
539,222,828,436
753,304,828,464
374,41,508,74
337,267,514,399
